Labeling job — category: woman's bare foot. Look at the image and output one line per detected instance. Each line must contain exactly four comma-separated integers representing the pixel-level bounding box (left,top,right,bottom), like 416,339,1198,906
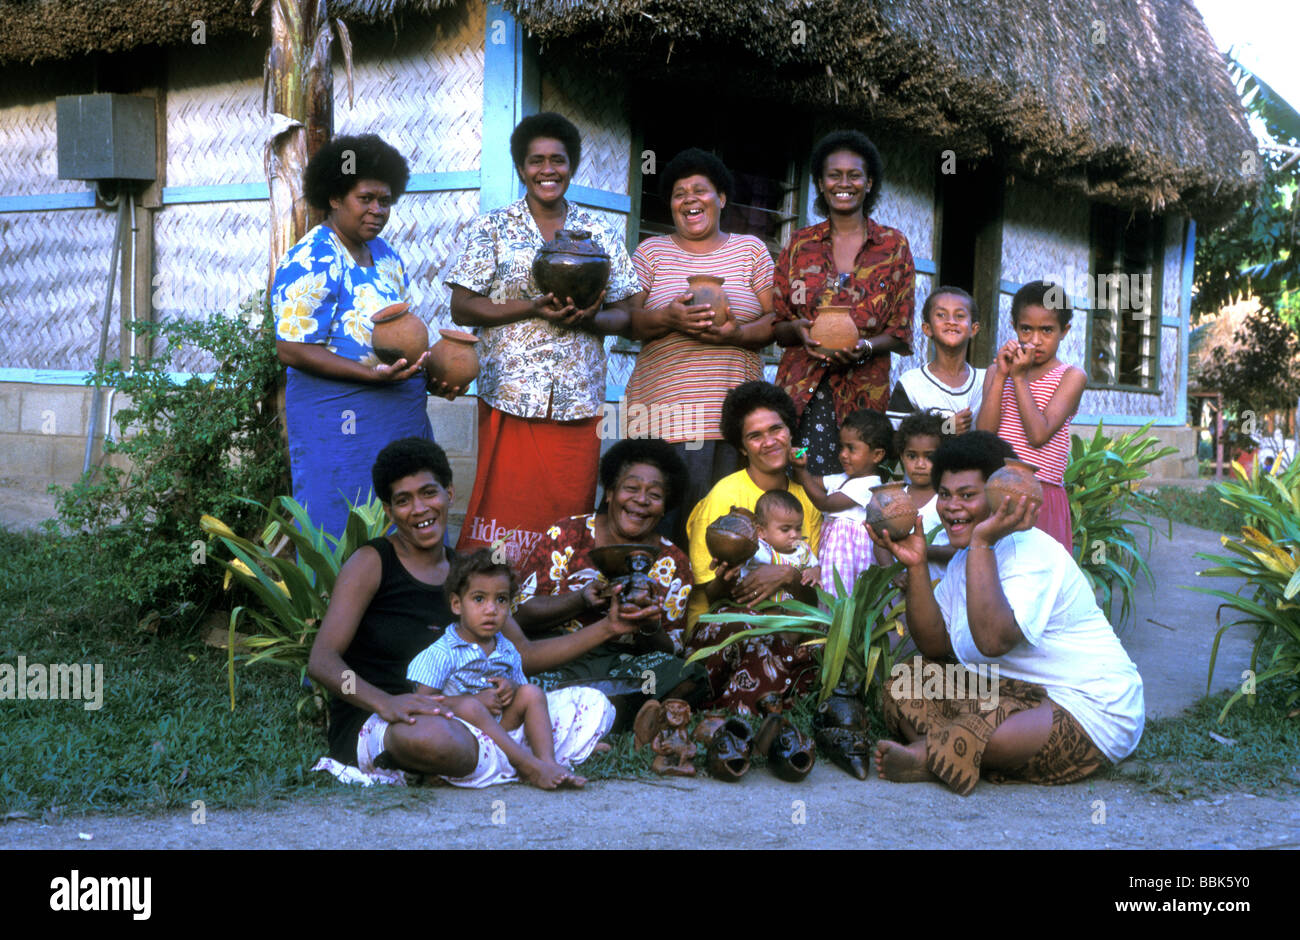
874,739,936,783
519,757,586,790
591,741,612,754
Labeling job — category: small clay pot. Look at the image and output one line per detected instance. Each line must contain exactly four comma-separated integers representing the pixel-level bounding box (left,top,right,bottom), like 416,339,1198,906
985,458,1044,513
426,328,480,387
808,305,859,352
814,685,871,780
755,715,816,782
705,506,759,566
706,717,754,782
686,275,731,328
532,229,611,310
864,481,918,542
370,302,429,365
691,715,727,746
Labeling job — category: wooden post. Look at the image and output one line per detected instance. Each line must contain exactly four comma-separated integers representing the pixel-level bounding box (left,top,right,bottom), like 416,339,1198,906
1215,392,1224,480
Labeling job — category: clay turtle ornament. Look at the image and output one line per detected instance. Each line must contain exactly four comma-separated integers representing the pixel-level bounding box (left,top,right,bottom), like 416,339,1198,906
813,684,872,780
754,693,815,782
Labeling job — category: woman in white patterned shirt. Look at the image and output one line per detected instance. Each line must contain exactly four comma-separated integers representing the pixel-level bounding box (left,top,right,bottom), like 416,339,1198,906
446,112,642,567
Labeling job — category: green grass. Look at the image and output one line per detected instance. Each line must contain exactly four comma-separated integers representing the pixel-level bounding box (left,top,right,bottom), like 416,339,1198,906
1102,681,1300,799
1145,485,1243,534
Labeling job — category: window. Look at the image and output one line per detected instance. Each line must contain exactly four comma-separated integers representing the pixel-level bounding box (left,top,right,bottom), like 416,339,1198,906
1086,205,1163,390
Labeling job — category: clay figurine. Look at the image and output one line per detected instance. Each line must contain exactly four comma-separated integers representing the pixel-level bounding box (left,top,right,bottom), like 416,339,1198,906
813,684,872,780
703,716,754,782
634,699,697,777
754,694,815,782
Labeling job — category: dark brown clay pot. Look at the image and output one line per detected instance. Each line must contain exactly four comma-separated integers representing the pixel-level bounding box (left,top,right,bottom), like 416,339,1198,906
813,684,871,780
532,229,611,310
808,305,859,351
706,717,754,782
686,275,731,328
864,481,918,542
755,715,816,782
426,328,480,387
985,458,1044,513
691,715,727,746
370,302,429,365
705,506,759,566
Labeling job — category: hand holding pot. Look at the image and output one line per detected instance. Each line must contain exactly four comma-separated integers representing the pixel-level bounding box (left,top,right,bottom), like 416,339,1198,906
537,288,606,328
660,291,715,335
371,351,429,384
872,515,928,569
971,493,1038,547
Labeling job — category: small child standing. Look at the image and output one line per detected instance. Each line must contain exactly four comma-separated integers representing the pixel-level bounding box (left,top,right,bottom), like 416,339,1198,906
887,411,955,585
887,286,985,432
406,549,613,789
791,408,891,594
976,280,1087,552
742,489,821,602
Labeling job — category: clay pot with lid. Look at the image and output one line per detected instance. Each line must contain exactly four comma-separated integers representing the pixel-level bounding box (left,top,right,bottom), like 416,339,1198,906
808,305,859,352
370,302,429,365
425,329,480,388
705,506,759,566
532,229,611,310
685,275,731,328
863,481,918,542
985,458,1044,513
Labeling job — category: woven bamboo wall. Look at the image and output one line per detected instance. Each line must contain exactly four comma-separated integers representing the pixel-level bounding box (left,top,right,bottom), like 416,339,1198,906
540,62,631,196
166,35,266,187
0,60,125,371
874,138,936,387
336,1,484,172
390,188,483,333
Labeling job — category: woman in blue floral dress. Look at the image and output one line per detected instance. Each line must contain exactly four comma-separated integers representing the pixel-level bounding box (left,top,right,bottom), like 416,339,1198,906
272,134,457,537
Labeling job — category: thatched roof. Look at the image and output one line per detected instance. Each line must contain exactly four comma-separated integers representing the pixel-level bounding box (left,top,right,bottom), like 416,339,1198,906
0,0,453,64
505,0,1257,219
1,0,1257,218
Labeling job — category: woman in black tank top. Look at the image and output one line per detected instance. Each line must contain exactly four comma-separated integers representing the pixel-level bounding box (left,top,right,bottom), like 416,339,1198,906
308,438,644,773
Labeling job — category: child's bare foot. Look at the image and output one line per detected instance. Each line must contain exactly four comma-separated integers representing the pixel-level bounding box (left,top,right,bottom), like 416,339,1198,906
874,739,935,783
520,757,585,790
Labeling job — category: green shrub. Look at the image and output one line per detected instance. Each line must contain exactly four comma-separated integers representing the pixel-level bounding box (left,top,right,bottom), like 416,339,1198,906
1191,459,1300,720
1064,423,1177,627
52,293,288,614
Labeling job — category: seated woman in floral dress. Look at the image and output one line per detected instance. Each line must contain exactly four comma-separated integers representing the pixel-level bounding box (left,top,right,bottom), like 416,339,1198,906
873,431,1145,795
512,438,704,702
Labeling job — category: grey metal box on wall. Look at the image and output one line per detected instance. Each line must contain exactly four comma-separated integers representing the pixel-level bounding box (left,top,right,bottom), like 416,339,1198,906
55,94,156,182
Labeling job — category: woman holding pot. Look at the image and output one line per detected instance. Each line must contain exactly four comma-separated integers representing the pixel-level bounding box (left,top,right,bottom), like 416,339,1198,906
773,130,915,476
683,381,823,713
273,133,460,538
512,438,704,704
446,112,641,567
624,148,776,546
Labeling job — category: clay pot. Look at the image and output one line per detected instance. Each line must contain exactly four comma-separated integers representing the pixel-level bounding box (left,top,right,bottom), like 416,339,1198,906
706,717,754,782
686,275,731,328
705,506,759,566
691,715,727,746
808,305,859,352
755,715,816,782
864,481,918,542
985,458,1044,513
532,229,611,310
425,329,480,387
814,684,871,780
370,302,429,365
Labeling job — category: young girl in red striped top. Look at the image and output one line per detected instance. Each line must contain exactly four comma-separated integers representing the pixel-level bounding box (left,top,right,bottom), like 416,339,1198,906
976,280,1086,552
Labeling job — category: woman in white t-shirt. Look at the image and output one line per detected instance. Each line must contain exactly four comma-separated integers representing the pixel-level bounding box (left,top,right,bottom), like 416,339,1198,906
872,431,1144,795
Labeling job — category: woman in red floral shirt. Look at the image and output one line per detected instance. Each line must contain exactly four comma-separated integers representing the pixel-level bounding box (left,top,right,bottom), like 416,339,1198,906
773,130,915,475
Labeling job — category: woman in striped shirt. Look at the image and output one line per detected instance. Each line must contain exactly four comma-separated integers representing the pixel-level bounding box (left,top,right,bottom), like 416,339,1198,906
625,149,777,547
976,280,1087,552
